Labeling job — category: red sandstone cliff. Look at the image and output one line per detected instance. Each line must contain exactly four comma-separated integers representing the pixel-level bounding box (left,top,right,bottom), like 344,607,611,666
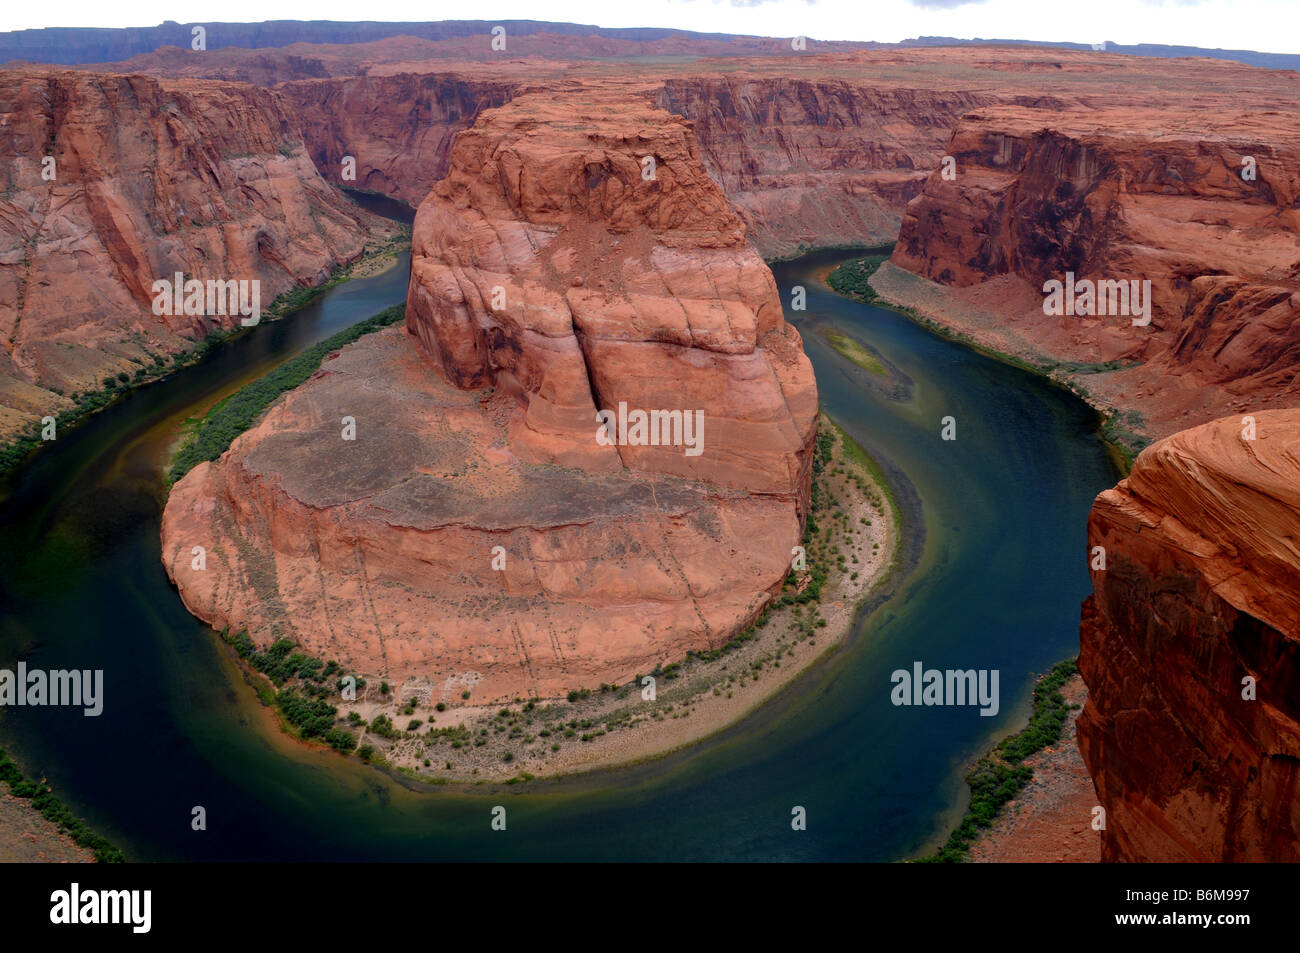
0,69,387,439
882,94,1300,439
277,74,516,204
161,89,817,702
1078,410,1300,861
276,70,987,259
653,77,989,256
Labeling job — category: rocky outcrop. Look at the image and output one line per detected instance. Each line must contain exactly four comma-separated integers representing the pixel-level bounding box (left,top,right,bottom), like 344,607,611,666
0,69,387,438
280,72,986,259
1077,410,1300,861
886,101,1300,438
161,89,817,702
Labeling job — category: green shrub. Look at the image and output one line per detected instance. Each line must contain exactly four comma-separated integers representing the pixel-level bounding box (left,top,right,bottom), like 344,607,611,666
0,749,123,862
922,659,1078,862
167,305,405,484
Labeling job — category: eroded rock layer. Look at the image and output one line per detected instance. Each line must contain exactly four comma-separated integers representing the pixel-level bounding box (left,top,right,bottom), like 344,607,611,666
886,99,1300,438
1077,409,1300,861
0,69,385,437
162,90,817,701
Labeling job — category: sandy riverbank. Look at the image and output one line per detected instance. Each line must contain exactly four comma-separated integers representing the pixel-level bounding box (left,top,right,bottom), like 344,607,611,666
868,261,1158,464
968,673,1102,863
0,791,95,863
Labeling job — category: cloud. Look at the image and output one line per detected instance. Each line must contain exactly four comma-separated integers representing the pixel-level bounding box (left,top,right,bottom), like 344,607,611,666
907,0,990,8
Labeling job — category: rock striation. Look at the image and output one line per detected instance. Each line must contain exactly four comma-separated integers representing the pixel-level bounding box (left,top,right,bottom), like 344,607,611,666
0,69,384,438
162,89,817,702
653,77,988,257
277,74,516,204
885,98,1300,438
1077,409,1300,861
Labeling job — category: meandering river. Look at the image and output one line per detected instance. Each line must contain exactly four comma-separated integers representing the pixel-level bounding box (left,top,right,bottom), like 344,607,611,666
0,216,1118,860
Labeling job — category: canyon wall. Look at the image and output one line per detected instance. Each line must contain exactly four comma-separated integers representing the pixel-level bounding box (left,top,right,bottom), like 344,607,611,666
0,69,387,439
654,77,988,256
1078,410,1300,861
161,89,818,702
277,74,516,205
278,71,983,259
882,100,1300,438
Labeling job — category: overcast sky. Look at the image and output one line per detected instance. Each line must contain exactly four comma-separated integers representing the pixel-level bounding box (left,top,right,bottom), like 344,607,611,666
4,0,1299,57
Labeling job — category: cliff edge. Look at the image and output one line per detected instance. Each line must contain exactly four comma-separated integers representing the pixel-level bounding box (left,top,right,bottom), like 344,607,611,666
1078,409,1300,861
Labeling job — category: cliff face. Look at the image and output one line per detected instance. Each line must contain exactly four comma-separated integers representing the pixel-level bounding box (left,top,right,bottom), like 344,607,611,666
1078,410,1300,861
885,103,1300,437
277,72,987,259
161,89,817,702
279,74,516,205
0,69,384,438
654,78,990,257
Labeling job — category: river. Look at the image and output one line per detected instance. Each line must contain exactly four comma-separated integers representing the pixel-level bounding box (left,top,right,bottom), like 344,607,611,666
0,216,1118,860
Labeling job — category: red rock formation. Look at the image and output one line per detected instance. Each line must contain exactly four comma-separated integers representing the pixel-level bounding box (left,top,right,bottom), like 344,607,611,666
0,69,387,438
161,89,817,702
884,95,1300,439
278,70,987,258
654,77,989,256
1078,409,1300,861
278,74,516,204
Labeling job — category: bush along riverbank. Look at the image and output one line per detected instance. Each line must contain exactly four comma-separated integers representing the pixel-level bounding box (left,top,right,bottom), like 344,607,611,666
0,747,124,862
827,251,1149,471
208,413,902,785
0,226,410,484
919,659,1080,863
167,304,406,485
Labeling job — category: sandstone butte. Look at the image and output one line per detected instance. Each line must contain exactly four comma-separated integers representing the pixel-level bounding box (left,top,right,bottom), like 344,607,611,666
1078,409,1300,861
160,89,818,702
